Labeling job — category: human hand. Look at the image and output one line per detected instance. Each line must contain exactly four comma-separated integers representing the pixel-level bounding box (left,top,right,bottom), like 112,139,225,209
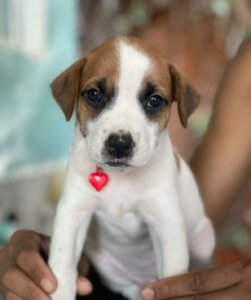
141,257,251,299
0,230,92,299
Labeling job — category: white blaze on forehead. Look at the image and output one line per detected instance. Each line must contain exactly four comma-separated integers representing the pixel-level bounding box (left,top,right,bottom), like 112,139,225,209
118,41,151,103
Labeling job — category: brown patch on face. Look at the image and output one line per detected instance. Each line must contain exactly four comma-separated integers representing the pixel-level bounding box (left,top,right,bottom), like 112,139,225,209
139,70,172,132
77,40,120,135
120,36,200,129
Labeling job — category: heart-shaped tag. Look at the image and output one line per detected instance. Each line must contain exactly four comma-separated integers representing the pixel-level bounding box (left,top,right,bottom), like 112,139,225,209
89,168,109,191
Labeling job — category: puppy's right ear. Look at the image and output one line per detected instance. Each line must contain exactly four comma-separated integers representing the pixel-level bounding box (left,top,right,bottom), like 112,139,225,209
168,64,200,127
50,58,86,121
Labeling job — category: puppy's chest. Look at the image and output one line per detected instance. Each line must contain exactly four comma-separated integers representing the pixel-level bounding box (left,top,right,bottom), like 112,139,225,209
95,193,144,240
92,166,169,227
97,194,137,221
86,210,157,286
96,175,144,218
94,208,146,241
85,171,156,259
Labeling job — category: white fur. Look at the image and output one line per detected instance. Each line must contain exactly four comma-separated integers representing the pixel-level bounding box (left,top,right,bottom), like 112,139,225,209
49,40,215,300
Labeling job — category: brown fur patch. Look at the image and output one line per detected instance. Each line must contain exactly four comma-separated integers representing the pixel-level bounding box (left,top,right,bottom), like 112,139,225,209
168,64,200,127
50,59,86,121
76,39,119,135
139,73,171,132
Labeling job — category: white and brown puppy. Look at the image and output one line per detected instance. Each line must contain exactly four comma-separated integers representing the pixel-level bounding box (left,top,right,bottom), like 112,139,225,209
49,36,215,300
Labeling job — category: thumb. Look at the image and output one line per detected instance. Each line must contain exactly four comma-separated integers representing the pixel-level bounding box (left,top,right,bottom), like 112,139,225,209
77,254,93,295
77,277,93,295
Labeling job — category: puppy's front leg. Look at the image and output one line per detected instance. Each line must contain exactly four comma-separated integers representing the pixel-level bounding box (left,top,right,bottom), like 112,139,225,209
138,191,189,278
49,190,97,300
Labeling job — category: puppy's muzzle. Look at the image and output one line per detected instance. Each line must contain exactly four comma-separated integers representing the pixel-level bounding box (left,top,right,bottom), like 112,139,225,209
105,132,135,160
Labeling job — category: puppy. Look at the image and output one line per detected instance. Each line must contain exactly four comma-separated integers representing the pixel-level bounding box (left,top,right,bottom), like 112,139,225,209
49,36,215,300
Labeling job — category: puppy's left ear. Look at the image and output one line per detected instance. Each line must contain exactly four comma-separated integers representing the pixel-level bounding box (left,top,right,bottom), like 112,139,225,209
50,58,86,121
168,64,200,127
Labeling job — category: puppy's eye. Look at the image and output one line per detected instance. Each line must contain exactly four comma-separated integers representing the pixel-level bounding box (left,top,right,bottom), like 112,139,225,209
148,95,163,108
87,89,101,103
145,95,165,113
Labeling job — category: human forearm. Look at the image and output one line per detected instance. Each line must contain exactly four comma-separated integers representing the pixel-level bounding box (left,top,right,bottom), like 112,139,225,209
191,38,251,227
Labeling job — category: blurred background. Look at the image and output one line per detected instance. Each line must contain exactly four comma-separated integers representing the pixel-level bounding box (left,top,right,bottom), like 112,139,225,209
0,0,251,264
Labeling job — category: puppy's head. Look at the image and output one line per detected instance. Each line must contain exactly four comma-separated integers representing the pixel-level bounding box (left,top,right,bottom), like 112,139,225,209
51,37,200,172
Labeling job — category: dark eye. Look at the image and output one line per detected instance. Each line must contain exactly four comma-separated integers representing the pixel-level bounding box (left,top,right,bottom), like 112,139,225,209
145,95,165,112
87,89,101,103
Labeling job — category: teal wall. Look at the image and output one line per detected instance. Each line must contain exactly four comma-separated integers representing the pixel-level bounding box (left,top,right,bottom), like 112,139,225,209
0,0,78,177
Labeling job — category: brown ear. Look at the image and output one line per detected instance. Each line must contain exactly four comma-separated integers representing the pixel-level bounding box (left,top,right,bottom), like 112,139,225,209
50,58,85,121
169,64,200,127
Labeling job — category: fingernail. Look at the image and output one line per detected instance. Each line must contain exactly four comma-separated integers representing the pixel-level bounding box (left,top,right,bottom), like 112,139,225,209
38,294,50,300
41,278,55,293
141,288,155,300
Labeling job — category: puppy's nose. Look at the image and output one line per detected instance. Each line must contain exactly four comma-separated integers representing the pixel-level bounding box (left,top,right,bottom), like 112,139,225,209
106,133,135,159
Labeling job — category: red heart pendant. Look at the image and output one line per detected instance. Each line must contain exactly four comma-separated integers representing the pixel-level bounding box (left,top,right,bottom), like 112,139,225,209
89,168,109,191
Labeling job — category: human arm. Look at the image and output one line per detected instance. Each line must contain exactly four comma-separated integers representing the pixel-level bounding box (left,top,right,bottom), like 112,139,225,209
0,230,92,299
191,38,251,227
141,256,251,300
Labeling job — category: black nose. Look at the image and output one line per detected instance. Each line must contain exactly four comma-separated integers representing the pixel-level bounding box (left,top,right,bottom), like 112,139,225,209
106,133,134,159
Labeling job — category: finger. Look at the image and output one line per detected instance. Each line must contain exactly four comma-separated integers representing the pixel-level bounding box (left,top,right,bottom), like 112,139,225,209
77,254,90,277
12,232,56,294
5,291,24,300
15,247,57,294
141,262,243,300
37,233,51,261
169,284,242,300
3,266,50,300
77,277,93,295
10,231,50,262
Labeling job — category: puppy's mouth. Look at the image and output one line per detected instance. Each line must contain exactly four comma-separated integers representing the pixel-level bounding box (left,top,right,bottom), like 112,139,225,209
98,159,133,172
105,161,130,168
